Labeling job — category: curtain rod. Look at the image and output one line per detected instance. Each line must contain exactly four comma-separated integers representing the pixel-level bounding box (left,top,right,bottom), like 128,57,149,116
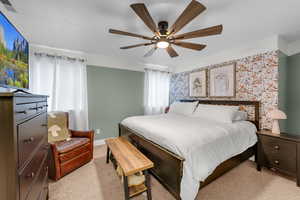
34,52,87,62
144,68,172,74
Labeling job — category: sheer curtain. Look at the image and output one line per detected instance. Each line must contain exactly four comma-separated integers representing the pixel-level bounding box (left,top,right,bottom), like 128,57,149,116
30,54,89,130
144,69,171,115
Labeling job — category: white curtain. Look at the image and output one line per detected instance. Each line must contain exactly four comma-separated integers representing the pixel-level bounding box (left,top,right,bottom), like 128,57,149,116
144,69,171,115
30,54,89,130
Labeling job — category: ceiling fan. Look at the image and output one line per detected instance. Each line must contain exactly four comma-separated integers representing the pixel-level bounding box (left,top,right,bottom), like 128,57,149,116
109,0,223,58
0,0,16,12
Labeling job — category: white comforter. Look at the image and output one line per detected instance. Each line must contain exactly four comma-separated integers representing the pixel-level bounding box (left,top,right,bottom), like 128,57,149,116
121,113,257,200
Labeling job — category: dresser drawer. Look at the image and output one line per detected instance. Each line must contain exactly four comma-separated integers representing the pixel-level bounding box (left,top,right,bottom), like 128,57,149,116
38,186,48,200
15,97,47,105
25,153,49,200
260,135,297,173
36,101,48,114
38,165,49,200
15,103,38,122
18,113,48,168
19,142,48,200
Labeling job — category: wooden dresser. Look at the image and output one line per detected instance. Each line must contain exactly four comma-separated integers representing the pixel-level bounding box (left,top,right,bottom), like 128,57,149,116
0,92,49,200
257,129,300,186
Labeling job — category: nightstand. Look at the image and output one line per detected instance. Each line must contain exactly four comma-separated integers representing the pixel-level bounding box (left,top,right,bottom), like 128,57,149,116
257,130,300,186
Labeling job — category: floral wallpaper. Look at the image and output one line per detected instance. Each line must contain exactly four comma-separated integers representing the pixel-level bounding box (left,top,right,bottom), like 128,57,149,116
170,51,279,129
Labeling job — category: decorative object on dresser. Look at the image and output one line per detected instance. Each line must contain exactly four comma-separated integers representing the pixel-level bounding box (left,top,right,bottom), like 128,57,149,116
105,137,154,200
48,112,94,181
0,92,49,200
268,109,287,134
257,130,300,186
209,63,236,97
189,70,207,97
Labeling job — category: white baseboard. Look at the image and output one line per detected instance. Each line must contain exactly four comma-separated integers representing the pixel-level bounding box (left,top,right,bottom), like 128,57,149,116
94,137,116,146
94,139,106,146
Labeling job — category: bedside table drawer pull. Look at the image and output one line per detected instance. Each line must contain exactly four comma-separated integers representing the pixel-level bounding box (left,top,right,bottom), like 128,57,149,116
274,160,280,165
24,137,35,144
26,172,35,179
270,167,277,172
274,145,280,150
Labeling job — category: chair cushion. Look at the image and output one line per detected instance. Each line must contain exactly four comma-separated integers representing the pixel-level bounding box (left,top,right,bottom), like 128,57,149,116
55,137,90,154
48,112,70,143
59,143,91,163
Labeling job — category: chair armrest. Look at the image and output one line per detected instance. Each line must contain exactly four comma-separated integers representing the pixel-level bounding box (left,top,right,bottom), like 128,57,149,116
70,130,94,140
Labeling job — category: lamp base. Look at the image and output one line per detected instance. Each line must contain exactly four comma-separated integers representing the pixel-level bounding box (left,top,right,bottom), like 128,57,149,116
272,120,281,134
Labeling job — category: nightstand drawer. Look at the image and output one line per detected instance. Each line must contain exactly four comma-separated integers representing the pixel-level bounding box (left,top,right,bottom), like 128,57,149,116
260,136,297,173
265,155,296,174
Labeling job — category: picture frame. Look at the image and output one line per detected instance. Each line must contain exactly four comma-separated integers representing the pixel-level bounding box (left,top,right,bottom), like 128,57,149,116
209,63,236,97
189,70,207,97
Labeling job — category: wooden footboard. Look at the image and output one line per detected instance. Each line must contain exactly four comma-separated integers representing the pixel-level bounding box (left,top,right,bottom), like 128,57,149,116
119,124,184,199
119,123,256,200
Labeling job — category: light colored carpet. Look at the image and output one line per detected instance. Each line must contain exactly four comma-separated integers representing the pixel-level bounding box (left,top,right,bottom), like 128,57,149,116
49,145,300,200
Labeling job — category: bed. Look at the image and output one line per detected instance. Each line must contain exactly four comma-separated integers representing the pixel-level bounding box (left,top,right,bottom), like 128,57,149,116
119,100,260,200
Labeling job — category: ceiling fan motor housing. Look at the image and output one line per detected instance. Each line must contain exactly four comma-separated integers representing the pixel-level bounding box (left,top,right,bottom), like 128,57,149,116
158,21,168,35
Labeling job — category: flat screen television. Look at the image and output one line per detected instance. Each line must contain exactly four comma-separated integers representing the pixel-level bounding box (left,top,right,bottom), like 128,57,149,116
0,11,29,89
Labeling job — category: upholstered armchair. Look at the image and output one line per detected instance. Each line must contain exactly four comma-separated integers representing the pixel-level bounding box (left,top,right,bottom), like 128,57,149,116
48,112,94,181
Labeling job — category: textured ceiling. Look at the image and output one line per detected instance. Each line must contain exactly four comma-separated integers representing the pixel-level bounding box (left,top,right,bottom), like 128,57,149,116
2,0,300,70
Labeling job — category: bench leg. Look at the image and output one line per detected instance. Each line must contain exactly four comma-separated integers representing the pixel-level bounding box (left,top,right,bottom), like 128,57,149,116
123,175,130,200
106,147,110,164
144,170,152,200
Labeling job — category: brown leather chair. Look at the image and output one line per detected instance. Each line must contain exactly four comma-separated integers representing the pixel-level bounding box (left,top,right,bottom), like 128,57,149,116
48,112,94,181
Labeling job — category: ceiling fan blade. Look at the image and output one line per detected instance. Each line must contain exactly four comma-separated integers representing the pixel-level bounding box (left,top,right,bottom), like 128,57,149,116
144,47,157,57
173,41,206,51
166,46,179,58
168,0,206,35
109,29,153,40
120,43,153,50
173,25,223,40
0,0,16,12
130,3,158,35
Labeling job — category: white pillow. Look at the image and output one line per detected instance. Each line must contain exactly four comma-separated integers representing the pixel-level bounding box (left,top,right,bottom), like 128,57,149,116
233,111,248,121
169,101,198,115
192,104,239,123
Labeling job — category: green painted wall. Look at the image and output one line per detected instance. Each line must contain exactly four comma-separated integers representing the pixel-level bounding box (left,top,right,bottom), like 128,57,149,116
285,53,300,135
278,51,288,132
87,66,144,140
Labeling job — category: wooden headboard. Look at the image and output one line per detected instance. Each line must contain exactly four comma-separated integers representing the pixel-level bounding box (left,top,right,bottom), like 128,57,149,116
180,99,260,129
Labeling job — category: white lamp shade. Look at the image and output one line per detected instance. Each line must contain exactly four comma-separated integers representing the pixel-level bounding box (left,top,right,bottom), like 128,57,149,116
269,109,287,120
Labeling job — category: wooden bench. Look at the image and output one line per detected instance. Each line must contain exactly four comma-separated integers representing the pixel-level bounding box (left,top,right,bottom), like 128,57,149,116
105,137,154,200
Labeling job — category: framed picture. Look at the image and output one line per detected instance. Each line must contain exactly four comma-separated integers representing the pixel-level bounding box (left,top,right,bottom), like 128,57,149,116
209,63,236,97
189,70,207,97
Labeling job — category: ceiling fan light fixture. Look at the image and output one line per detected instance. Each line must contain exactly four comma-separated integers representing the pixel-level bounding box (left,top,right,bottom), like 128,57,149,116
157,41,169,49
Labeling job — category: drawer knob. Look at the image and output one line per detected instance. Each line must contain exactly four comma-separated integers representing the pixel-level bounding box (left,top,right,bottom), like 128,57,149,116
274,145,280,150
24,137,35,143
271,167,277,172
274,160,280,165
43,145,49,150
26,172,35,179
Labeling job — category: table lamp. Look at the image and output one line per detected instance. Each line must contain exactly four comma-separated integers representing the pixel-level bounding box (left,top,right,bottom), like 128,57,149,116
269,109,287,134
